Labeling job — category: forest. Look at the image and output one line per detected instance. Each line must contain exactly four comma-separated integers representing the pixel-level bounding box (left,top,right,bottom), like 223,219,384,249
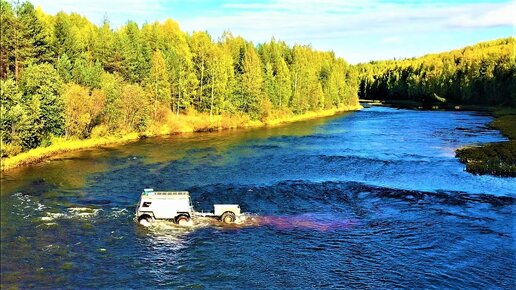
0,1,360,158
357,38,515,106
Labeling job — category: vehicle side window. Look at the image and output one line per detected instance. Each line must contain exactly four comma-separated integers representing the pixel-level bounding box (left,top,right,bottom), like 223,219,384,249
142,202,152,207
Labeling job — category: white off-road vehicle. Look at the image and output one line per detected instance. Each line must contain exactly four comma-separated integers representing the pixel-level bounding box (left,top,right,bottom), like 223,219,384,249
135,189,241,226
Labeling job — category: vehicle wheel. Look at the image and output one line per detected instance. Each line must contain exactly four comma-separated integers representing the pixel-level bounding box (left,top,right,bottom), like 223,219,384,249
138,215,153,227
175,214,190,226
220,212,236,224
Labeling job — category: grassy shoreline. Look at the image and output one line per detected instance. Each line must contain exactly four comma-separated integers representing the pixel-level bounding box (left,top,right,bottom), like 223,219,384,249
455,110,516,177
1,105,362,172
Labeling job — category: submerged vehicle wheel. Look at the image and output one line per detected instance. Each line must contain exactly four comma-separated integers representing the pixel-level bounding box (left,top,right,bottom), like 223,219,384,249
175,215,191,226
220,212,236,224
138,215,153,227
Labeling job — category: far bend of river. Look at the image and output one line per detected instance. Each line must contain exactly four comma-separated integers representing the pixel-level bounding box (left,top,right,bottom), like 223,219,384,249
1,106,515,289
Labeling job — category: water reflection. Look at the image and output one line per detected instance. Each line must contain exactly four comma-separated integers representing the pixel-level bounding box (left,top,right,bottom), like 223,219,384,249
1,107,514,289
1,112,345,195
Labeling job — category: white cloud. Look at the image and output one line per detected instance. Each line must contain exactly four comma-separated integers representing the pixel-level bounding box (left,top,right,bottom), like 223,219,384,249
31,0,168,26
180,1,510,45
448,2,516,28
29,0,514,63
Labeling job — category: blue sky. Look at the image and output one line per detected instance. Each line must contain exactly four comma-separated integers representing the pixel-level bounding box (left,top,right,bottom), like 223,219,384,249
32,0,514,63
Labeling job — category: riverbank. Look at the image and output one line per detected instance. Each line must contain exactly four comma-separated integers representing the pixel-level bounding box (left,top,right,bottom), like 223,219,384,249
456,109,516,177
1,105,361,172
359,99,508,112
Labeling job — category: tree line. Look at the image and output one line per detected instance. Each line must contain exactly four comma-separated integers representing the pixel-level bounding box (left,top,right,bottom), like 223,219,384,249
356,38,516,106
0,1,359,157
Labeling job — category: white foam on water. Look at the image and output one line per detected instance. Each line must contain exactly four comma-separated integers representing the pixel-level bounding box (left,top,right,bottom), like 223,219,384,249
433,145,457,157
40,212,66,223
139,213,261,238
142,220,199,250
40,207,101,224
42,244,60,252
11,193,47,220
108,208,129,218
67,207,101,219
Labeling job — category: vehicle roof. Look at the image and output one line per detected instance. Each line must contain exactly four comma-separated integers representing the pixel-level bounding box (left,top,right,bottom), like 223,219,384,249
141,191,190,197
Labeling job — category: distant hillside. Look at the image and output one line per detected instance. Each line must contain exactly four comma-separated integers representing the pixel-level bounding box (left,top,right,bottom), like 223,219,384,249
356,38,516,106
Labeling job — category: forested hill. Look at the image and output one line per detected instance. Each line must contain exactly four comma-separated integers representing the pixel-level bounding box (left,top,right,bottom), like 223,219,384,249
0,1,359,158
356,38,516,106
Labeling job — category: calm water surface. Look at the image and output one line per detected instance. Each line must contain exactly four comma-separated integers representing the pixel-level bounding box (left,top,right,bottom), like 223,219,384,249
1,106,514,289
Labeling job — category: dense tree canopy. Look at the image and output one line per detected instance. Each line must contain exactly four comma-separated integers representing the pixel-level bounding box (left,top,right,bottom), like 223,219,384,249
357,38,516,106
0,1,359,157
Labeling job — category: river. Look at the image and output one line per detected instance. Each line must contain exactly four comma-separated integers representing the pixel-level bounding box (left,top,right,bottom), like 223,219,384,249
1,106,514,288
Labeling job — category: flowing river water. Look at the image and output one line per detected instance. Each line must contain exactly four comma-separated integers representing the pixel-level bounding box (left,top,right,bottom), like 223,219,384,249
1,106,514,288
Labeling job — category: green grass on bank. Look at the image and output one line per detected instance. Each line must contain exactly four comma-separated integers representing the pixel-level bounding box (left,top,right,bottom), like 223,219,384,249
456,141,516,177
455,108,516,177
492,110,516,140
